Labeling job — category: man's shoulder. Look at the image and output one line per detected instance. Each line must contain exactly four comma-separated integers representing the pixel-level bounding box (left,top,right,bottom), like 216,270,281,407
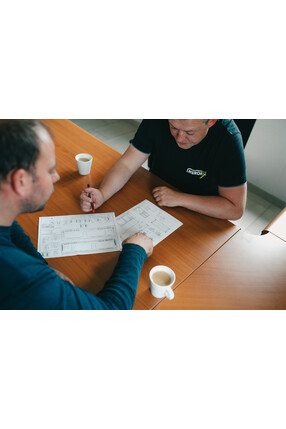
134,120,170,144
213,120,243,146
0,244,46,271
140,119,169,131
217,119,242,137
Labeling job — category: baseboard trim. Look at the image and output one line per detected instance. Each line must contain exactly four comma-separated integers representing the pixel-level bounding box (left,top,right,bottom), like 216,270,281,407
248,182,286,208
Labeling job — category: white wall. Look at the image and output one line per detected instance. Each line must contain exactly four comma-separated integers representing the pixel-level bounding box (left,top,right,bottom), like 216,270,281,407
245,119,286,203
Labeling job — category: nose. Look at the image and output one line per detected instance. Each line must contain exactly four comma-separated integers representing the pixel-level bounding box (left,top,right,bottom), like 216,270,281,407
176,130,185,142
53,171,60,183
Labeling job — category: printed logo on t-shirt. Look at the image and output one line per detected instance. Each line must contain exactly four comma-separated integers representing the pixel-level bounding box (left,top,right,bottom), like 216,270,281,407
186,167,207,179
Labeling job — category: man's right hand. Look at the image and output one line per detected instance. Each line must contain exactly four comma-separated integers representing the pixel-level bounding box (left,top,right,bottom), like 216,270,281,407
123,233,153,257
80,187,105,212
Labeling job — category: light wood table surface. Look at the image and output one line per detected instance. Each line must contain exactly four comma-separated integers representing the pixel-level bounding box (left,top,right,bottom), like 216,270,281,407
262,207,286,242
16,120,240,310
154,230,286,310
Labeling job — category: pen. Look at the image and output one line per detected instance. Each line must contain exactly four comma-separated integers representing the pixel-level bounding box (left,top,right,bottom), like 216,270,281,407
87,184,96,213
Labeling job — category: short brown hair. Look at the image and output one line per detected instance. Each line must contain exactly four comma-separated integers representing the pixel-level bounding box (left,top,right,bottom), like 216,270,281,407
0,120,53,183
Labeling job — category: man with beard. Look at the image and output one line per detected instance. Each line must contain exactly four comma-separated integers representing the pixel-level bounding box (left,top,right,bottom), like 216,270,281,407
0,120,153,309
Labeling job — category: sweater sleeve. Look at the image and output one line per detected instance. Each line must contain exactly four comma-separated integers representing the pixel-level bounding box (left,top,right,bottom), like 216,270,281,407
95,243,147,309
1,242,147,310
11,220,48,264
53,243,147,310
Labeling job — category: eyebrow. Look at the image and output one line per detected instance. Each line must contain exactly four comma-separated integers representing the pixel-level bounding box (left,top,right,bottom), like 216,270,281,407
49,162,57,173
169,121,198,133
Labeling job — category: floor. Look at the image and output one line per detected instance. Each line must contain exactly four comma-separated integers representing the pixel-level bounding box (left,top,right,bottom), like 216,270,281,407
71,119,283,235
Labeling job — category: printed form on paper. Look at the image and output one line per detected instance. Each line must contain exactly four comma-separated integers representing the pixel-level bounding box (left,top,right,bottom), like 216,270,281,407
37,212,122,258
116,200,183,247
37,200,183,258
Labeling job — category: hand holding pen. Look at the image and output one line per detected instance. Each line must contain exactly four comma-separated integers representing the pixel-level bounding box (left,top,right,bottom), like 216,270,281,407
87,183,96,213
80,185,105,212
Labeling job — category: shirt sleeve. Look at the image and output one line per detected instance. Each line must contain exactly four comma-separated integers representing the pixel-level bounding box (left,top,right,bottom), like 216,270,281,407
131,120,154,154
218,132,247,188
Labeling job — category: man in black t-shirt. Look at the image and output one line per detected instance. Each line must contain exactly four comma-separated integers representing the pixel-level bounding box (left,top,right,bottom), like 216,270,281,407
80,119,247,220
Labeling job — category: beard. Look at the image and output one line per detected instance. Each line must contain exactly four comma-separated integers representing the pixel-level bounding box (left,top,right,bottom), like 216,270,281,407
20,171,54,214
20,184,52,214
21,199,47,214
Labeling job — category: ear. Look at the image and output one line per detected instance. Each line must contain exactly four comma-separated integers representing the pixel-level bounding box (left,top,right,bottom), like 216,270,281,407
207,119,217,128
11,169,31,197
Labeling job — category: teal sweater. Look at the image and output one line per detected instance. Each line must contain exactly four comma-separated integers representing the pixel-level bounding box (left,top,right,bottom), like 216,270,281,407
0,221,147,310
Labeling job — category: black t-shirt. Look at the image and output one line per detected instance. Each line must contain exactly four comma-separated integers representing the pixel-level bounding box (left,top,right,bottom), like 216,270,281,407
131,119,247,196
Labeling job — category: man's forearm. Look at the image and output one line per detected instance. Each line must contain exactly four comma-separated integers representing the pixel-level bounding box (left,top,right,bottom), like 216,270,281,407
96,243,147,309
98,160,134,202
98,145,148,203
176,192,244,220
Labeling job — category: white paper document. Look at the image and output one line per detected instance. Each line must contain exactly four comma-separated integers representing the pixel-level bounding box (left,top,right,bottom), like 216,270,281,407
116,199,183,246
37,213,122,258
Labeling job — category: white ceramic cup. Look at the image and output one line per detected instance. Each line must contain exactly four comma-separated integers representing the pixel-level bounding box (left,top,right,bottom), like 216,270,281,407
75,153,93,175
149,265,175,300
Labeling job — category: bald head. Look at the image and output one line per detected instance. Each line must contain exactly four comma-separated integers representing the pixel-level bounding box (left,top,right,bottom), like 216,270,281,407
168,119,217,149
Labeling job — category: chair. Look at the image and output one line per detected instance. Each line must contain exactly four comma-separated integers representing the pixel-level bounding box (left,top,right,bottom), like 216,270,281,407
233,119,256,147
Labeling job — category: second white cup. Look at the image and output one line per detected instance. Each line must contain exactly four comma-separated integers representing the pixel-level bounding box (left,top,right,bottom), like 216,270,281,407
149,265,175,300
75,153,93,175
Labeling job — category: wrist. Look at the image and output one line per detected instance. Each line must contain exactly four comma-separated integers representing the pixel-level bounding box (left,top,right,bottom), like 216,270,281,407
176,192,190,208
98,187,107,203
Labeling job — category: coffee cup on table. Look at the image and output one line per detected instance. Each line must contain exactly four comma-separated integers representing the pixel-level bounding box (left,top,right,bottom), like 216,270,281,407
75,153,93,175
149,265,175,300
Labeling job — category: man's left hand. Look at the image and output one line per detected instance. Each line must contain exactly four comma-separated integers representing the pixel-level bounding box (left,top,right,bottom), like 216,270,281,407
152,186,180,207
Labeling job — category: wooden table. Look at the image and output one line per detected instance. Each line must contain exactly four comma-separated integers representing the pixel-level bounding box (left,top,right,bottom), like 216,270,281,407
262,207,286,242
16,120,240,309
154,230,286,310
